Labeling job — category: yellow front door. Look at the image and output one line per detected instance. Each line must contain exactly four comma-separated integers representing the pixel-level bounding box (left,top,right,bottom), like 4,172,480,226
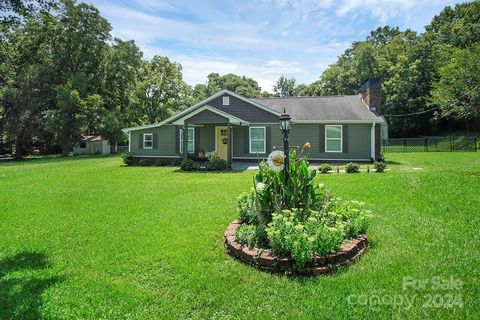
215,126,228,160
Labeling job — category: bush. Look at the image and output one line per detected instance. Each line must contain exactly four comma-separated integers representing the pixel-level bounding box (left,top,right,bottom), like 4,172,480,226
171,158,182,166
237,192,259,224
345,162,360,173
233,149,374,269
207,158,228,171
137,159,153,166
235,224,260,248
266,209,345,269
373,161,387,173
333,200,372,238
180,158,196,171
153,159,168,166
319,163,332,174
122,152,136,166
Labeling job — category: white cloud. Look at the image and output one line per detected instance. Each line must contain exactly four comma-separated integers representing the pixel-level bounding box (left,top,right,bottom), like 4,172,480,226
336,0,451,23
86,0,461,92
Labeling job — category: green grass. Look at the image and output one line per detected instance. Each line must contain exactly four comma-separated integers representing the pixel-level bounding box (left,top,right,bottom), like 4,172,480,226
1,153,479,319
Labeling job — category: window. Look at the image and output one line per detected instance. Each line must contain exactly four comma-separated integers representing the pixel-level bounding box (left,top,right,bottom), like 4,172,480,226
222,96,230,106
325,125,342,152
79,142,86,148
143,133,153,149
249,127,265,154
180,127,195,153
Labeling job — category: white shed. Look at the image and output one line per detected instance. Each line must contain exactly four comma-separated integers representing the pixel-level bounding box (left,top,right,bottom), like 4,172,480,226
73,136,111,155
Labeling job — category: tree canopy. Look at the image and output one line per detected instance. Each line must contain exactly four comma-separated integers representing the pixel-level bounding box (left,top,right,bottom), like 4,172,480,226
1,0,479,157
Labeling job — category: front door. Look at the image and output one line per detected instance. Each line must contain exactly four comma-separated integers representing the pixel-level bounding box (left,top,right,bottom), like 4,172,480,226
215,126,228,160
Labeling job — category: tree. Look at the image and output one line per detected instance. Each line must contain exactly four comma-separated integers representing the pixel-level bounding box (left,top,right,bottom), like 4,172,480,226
191,84,208,103
205,73,262,98
135,56,191,124
0,11,56,158
99,39,143,151
432,44,480,122
426,1,480,49
295,84,310,96
46,0,111,155
0,0,57,26
273,75,296,97
367,26,401,48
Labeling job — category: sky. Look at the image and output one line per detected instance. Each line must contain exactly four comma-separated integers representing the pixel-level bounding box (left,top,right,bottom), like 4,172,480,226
87,0,462,92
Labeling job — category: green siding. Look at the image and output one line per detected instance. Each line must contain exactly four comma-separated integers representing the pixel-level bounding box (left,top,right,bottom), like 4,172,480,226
288,123,371,160
130,123,372,160
233,123,371,160
233,125,279,158
130,126,177,156
187,110,228,124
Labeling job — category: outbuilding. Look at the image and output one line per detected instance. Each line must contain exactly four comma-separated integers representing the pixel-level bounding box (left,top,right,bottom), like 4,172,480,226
73,136,111,155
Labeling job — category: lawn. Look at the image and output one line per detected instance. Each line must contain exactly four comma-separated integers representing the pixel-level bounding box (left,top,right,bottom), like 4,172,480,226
1,153,479,319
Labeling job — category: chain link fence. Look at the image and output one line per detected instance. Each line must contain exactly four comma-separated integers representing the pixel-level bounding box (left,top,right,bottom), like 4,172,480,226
383,136,478,153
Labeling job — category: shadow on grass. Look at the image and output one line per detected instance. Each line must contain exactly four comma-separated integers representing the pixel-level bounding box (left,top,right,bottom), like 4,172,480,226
384,160,402,165
0,252,63,319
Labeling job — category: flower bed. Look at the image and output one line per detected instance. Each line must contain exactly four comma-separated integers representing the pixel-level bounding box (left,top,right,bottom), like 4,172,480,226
225,147,373,275
224,220,368,275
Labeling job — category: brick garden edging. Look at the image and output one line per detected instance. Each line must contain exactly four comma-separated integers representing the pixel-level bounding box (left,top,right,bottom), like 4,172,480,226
224,220,368,275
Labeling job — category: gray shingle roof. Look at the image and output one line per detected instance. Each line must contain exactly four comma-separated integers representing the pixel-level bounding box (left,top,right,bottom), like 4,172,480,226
251,95,382,121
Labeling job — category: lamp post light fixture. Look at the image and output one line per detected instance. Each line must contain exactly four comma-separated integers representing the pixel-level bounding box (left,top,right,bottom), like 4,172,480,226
279,109,292,188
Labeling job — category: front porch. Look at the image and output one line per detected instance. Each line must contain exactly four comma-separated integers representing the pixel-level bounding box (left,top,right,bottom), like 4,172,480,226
173,105,251,167
179,122,238,167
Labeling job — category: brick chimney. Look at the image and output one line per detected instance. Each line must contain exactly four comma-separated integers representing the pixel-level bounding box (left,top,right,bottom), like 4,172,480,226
361,78,381,115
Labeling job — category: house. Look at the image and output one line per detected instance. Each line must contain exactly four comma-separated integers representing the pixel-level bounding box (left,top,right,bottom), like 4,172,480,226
73,135,111,155
122,78,385,164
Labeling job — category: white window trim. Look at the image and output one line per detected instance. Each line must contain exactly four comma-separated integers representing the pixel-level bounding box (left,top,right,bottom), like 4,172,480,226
325,125,343,153
179,127,195,153
222,96,230,106
143,133,153,149
249,126,266,154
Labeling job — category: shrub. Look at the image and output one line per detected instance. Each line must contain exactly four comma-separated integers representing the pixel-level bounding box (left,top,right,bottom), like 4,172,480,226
266,209,346,269
237,192,259,225
137,159,153,166
180,159,196,171
233,149,373,269
153,159,168,166
345,162,360,173
171,158,182,166
122,152,135,166
319,163,332,174
333,200,372,238
208,158,228,171
254,161,285,224
373,161,387,173
235,224,259,248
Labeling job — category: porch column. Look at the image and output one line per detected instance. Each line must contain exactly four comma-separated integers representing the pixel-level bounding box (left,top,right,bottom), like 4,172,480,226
370,122,375,161
183,123,188,159
227,123,232,167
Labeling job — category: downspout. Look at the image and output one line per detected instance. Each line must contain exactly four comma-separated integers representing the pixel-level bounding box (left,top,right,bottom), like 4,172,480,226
128,131,131,152
370,122,375,161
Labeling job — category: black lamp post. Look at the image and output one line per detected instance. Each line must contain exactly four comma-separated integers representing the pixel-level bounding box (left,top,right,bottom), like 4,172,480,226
279,109,292,187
